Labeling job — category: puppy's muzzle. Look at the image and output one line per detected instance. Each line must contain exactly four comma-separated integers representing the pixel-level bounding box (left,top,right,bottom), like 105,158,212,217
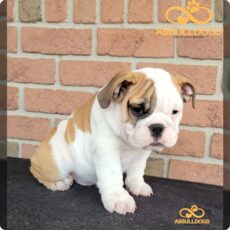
148,124,165,139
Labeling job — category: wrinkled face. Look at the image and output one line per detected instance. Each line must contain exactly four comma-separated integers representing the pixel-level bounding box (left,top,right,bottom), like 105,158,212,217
97,67,196,152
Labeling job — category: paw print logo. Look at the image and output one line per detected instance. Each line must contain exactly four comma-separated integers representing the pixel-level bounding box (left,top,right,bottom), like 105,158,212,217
186,0,200,14
190,204,198,212
165,0,212,25
179,204,205,219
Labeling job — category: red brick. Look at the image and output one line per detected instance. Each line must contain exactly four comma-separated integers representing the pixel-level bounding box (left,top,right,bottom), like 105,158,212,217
185,0,211,21
182,100,223,128
7,58,55,84
224,25,230,57
7,86,19,110
168,160,223,185
60,61,131,86
177,35,223,59
97,29,174,57
45,0,67,22
137,63,217,95
7,116,51,141
22,27,92,55
210,133,223,160
25,88,93,115
7,26,17,52
101,0,124,23
158,0,182,23
7,0,14,21
128,0,153,23
22,144,38,159
163,130,205,157
74,0,96,24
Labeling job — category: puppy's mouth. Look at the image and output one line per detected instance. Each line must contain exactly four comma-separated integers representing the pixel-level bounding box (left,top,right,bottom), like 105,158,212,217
149,142,165,147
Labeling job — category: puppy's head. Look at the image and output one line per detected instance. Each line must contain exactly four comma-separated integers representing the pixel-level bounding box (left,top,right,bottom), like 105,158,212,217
97,67,196,152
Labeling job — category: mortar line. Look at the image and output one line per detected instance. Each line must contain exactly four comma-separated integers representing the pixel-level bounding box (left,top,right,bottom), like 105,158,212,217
124,0,128,24
16,26,21,53
150,151,223,165
163,158,169,178
7,52,223,66
7,21,223,28
14,0,19,22
91,28,97,56
7,82,101,92
50,117,55,127
96,0,101,24
18,85,24,110
182,0,186,8
180,125,223,133
130,62,136,70
204,129,213,159
41,0,46,23
7,138,40,145
8,110,69,119
19,142,23,158
67,0,73,23
211,0,215,23
153,0,158,23
54,56,61,86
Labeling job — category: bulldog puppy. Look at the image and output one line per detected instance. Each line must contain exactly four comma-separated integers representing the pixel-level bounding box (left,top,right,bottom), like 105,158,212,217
30,67,195,215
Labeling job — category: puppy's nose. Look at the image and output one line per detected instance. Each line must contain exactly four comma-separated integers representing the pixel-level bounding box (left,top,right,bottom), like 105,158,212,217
149,124,165,139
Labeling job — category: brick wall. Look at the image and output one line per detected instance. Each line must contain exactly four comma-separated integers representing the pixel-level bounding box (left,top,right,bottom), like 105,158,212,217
6,0,223,185
224,1,230,191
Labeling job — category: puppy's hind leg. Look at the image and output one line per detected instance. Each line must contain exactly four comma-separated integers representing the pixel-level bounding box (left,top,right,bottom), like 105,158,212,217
43,175,74,192
30,165,73,192
30,128,74,192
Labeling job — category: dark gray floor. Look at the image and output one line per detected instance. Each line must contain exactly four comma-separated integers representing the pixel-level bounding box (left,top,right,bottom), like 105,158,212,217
7,158,223,230
0,160,6,229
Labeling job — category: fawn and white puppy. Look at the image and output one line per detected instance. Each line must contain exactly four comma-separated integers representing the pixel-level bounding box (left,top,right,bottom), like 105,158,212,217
30,67,195,215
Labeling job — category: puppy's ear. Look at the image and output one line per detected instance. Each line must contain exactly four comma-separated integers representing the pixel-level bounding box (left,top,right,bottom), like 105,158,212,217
97,71,138,108
173,75,196,108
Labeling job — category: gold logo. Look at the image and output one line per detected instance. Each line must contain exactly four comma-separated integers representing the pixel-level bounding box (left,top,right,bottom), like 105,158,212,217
165,0,212,25
179,205,205,219
175,205,210,225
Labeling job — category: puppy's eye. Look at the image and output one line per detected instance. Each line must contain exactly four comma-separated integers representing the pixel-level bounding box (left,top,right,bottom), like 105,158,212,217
130,105,143,114
129,103,150,117
172,110,179,115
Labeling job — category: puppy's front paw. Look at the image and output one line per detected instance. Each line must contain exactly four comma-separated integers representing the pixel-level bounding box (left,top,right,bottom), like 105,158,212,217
126,180,153,197
102,188,136,215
